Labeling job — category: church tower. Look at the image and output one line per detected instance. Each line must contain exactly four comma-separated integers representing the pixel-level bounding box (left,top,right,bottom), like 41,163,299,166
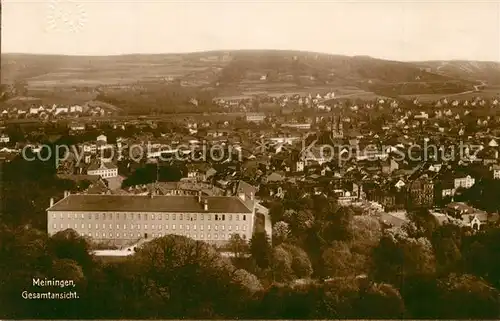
330,114,344,140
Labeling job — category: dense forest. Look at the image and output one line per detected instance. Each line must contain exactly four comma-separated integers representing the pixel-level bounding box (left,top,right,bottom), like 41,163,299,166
1,144,500,319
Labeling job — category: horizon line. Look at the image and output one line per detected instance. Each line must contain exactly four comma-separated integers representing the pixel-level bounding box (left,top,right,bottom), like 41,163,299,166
2,49,500,64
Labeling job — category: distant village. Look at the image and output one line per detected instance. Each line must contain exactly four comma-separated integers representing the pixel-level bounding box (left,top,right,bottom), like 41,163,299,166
0,101,115,120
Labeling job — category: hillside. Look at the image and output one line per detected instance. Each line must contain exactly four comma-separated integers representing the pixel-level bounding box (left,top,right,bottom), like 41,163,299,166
1,53,227,88
414,60,500,85
213,51,477,97
1,51,492,110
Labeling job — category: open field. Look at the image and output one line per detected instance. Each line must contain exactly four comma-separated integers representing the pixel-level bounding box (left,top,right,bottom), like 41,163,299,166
221,86,377,99
2,53,226,89
401,86,500,102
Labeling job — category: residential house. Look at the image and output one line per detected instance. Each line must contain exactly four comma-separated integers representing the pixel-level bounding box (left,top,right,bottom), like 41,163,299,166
97,135,108,144
70,105,84,113
55,107,69,115
303,147,332,166
454,174,475,190
382,158,399,174
428,163,442,172
186,163,214,182
446,202,490,230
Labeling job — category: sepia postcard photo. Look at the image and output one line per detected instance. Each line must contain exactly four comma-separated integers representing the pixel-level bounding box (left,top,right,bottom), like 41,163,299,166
1,0,500,319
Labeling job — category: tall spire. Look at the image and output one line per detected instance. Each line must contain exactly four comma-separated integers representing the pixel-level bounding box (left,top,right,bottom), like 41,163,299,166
156,161,159,183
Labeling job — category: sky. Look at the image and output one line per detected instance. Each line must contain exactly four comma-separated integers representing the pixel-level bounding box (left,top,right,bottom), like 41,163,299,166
3,0,500,61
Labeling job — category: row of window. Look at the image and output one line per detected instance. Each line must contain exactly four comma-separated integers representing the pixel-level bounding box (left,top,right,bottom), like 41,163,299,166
52,212,247,221
89,169,116,173
69,231,236,240
53,223,248,231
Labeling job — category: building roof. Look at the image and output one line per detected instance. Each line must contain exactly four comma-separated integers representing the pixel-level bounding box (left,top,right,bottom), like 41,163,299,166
235,180,257,197
48,194,252,213
87,160,117,171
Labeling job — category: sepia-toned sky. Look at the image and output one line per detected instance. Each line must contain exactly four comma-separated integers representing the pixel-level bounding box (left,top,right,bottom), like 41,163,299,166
3,0,500,61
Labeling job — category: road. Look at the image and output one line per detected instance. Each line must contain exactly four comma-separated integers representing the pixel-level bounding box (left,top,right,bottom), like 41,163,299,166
442,80,486,99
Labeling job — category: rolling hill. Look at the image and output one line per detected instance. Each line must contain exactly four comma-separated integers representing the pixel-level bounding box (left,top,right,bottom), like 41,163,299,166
1,50,496,111
414,60,500,85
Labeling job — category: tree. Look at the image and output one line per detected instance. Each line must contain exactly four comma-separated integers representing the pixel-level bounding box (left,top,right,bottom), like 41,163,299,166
436,273,500,319
272,246,295,282
320,206,355,242
349,215,382,255
272,221,290,245
404,208,439,239
232,269,263,294
51,258,85,284
249,232,272,269
314,276,361,318
356,282,406,319
372,229,436,286
282,243,313,279
228,234,249,258
271,244,313,282
0,225,53,318
461,228,500,288
48,229,93,270
322,241,356,278
268,202,285,225
432,236,462,272
130,235,250,318
289,209,314,234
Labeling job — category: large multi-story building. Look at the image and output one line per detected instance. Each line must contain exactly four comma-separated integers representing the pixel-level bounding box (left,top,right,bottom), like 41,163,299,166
87,160,118,178
245,113,266,123
47,191,255,247
453,174,475,189
408,174,435,209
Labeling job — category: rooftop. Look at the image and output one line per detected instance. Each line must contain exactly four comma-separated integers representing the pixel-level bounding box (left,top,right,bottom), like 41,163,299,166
48,194,252,214
87,160,118,171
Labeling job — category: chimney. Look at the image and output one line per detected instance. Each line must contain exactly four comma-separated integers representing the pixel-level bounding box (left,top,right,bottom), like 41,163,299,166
239,193,246,201
250,192,254,200
198,190,202,203
49,198,54,207
204,199,208,211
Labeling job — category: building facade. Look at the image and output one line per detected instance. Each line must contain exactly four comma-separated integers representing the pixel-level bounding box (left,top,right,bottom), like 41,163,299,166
87,161,118,178
330,115,344,139
492,165,500,179
245,113,265,123
47,192,254,247
408,174,435,208
454,175,475,189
